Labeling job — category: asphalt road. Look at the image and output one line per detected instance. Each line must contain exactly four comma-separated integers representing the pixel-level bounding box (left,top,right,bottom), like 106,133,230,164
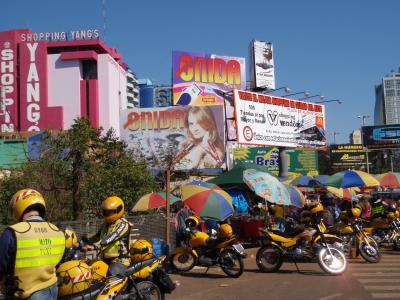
166,248,400,300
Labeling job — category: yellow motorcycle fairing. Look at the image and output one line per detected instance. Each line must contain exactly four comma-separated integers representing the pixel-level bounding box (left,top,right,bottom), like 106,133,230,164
189,231,210,247
364,227,373,235
172,246,198,258
216,237,237,249
314,234,344,243
97,277,128,300
341,226,354,234
267,232,301,248
133,256,166,279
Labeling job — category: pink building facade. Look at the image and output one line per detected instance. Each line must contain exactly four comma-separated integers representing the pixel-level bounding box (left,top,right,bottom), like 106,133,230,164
0,29,127,137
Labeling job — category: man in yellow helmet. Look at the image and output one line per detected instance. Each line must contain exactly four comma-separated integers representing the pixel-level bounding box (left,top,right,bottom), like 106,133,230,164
0,189,65,299
82,196,131,275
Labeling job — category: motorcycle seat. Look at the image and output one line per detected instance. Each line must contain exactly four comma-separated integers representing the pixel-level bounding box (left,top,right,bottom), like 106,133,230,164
271,228,303,238
58,282,103,300
205,237,227,248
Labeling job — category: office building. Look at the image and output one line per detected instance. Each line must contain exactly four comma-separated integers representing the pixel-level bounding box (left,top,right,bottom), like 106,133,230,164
374,69,400,125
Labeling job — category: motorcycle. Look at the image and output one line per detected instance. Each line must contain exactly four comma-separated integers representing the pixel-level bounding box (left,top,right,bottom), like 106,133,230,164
327,218,381,263
364,214,400,250
170,224,246,278
256,215,347,275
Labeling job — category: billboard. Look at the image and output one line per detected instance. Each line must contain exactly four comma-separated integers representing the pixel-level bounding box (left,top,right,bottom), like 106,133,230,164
233,146,318,176
234,90,327,149
330,144,367,168
120,106,226,171
362,124,400,149
250,40,275,90
154,86,172,107
172,50,246,119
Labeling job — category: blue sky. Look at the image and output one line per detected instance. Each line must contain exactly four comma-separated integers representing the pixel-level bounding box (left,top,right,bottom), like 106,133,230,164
2,0,399,144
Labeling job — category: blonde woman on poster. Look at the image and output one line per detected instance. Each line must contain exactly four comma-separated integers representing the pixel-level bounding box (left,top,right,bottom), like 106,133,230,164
176,106,225,169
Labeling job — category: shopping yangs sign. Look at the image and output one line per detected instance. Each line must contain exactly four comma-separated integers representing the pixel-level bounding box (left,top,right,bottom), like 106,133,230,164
233,146,318,176
234,90,327,149
120,106,226,171
330,144,366,167
172,50,246,119
362,125,400,149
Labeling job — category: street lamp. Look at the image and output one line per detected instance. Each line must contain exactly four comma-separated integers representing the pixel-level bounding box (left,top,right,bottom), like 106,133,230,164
284,91,310,98
331,131,340,144
315,99,342,104
266,86,291,93
357,115,370,173
299,94,325,101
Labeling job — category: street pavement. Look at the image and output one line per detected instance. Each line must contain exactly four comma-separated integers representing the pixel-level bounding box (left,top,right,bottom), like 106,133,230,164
166,248,400,300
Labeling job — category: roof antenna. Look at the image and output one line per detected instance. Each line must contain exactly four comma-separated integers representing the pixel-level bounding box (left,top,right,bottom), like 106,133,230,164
102,0,107,42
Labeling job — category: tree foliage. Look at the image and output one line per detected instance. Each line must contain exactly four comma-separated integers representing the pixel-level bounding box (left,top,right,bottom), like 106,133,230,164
0,118,157,223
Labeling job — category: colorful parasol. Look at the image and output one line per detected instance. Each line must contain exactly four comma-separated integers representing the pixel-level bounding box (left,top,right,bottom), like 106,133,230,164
376,172,400,189
285,185,306,208
290,175,316,187
244,169,291,206
181,181,234,221
326,186,359,201
131,192,180,212
323,170,380,189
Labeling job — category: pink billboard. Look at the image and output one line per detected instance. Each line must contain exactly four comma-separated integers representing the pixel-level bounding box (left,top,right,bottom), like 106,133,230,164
120,106,226,171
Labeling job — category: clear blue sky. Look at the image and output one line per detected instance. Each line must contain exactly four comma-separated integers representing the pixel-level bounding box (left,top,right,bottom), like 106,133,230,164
2,0,399,144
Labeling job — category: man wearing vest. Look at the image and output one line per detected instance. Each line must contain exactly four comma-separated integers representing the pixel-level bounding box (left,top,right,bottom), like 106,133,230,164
0,189,65,299
82,196,131,276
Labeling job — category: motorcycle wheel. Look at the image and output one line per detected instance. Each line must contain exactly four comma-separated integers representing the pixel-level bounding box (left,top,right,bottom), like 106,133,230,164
256,244,283,273
132,281,162,300
219,249,244,278
171,252,196,272
317,246,347,275
358,238,381,263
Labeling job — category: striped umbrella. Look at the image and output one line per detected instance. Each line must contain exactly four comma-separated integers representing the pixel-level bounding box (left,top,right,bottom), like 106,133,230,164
181,181,234,221
326,186,359,201
376,172,400,189
290,175,316,187
323,170,380,188
285,185,306,208
131,192,180,212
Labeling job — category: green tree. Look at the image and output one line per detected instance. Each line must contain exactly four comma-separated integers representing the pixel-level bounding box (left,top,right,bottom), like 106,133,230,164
0,118,157,223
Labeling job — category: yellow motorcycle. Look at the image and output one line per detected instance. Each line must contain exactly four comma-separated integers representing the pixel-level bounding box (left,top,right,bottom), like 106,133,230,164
256,204,347,275
363,212,400,250
171,221,246,278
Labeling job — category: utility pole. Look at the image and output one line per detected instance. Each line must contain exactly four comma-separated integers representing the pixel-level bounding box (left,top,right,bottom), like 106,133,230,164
331,131,340,145
358,115,370,173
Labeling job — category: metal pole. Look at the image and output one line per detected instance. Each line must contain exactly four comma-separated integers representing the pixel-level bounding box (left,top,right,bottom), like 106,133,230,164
165,168,171,257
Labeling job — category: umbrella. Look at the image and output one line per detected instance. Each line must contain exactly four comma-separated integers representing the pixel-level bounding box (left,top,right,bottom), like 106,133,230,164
315,175,330,185
131,192,180,212
181,181,234,221
326,186,359,201
376,172,400,189
290,175,316,187
243,169,291,206
323,170,380,189
207,161,272,185
285,185,305,208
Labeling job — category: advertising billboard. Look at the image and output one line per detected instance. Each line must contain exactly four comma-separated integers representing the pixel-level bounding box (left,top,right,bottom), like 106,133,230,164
120,106,226,171
233,146,318,176
234,90,327,149
330,144,367,168
172,50,246,119
362,125,400,149
250,40,275,90
154,86,172,107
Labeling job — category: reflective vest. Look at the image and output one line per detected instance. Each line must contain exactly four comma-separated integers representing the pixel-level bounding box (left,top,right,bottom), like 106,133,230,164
100,218,130,260
9,221,65,299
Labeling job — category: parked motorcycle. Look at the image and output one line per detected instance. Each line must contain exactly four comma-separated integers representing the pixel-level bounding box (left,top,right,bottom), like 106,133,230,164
364,213,400,250
171,222,246,278
256,204,347,275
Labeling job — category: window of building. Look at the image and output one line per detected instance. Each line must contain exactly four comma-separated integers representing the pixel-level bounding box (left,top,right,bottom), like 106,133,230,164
385,79,395,89
396,80,400,89
386,89,396,97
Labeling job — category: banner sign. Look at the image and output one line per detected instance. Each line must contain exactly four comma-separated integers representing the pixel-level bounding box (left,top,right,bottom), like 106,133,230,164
362,125,400,149
172,50,246,119
120,106,226,171
154,86,172,107
234,90,327,149
330,144,366,167
250,40,275,90
233,146,318,176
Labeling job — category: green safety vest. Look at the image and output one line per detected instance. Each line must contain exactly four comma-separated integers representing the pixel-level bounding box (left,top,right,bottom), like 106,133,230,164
9,221,65,299
100,218,130,260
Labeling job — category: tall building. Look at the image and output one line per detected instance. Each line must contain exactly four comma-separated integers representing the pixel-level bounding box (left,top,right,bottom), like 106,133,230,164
374,69,400,125
0,28,128,137
126,66,139,108
349,130,362,144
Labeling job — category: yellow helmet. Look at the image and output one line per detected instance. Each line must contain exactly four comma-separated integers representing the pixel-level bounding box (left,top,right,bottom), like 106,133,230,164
130,239,153,263
310,203,324,214
102,196,124,223
351,206,362,218
218,224,233,238
9,189,46,224
185,215,201,228
64,227,78,249
388,212,396,220
57,260,92,296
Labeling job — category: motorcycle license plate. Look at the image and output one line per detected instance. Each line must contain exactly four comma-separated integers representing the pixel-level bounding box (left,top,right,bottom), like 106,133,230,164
233,243,245,253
